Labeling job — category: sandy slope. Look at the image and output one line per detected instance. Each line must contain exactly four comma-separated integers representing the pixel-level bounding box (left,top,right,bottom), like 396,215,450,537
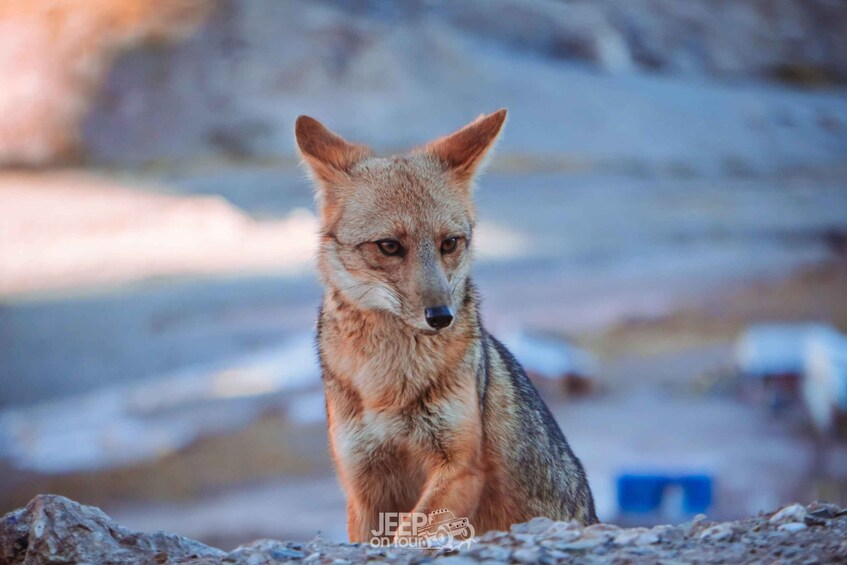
0,171,317,296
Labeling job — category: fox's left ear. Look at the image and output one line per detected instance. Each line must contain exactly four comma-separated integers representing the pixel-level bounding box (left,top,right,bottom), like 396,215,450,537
420,108,507,185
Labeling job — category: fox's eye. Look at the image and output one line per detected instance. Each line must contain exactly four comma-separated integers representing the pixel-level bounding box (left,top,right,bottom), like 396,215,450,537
441,236,460,254
376,239,403,257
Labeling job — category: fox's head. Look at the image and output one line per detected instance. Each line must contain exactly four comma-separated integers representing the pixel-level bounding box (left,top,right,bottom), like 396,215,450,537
296,109,507,333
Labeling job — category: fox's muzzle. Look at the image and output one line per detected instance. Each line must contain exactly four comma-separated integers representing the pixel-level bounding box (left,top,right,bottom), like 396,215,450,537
424,305,454,330
417,242,455,330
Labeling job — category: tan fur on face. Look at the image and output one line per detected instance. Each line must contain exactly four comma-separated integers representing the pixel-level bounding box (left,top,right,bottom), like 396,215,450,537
318,155,475,330
298,110,597,543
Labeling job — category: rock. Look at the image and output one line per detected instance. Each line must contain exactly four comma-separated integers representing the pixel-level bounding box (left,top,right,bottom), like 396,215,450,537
512,547,541,563
636,531,661,545
511,533,537,546
613,527,660,546
0,494,225,564
468,543,511,561
226,542,308,564
478,529,510,543
806,502,841,520
538,529,581,545
778,522,808,533
682,514,708,536
613,529,642,545
557,536,608,551
651,525,685,543
436,557,478,565
584,523,621,536
511,516,554,535
699,523,735,542
538,520,581,540
770,503,808,525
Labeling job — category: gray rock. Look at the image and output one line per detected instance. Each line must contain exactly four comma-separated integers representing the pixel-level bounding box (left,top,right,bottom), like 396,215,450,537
682,514,708,535
510,533,536,546
510,516,554,535
227,539,307,563
770,504,808,525
478,530,510,544
538,521,581,541
613,527,660,546
635,531,661,545
699,523,735,542
651,525,685,543
557,536,607,551
806,502,841,520
778,522,808,533
469,543,511,561
433,557,478,565
512,547,541,563
0,494,225,564
584,523,621,536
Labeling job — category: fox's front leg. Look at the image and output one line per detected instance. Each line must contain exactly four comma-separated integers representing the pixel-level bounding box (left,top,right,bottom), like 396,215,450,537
394,427,484,544
346,498,365,543
336,446,397,543
338,465,385,543
419,464,485,518
394,463,484,544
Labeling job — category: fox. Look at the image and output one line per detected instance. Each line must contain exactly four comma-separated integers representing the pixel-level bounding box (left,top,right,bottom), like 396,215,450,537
295,108,597,544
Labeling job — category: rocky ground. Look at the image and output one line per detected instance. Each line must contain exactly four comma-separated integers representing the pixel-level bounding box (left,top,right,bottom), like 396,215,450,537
2,495,846,564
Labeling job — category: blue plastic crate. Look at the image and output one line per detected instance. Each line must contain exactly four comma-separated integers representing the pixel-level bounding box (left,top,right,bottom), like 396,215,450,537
617,473,713,515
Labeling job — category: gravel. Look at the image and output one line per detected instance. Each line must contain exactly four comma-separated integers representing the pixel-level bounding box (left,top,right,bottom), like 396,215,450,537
2,495,847,564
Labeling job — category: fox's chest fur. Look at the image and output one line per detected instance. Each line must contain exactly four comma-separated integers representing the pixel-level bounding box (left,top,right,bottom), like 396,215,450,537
319,292,481,448
318,294,485,525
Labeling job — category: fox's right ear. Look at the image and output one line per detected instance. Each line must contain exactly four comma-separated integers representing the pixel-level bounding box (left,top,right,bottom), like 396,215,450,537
295,115,372,207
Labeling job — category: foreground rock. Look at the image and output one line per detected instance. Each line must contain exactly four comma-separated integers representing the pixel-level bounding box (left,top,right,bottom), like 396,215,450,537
2,496,847,564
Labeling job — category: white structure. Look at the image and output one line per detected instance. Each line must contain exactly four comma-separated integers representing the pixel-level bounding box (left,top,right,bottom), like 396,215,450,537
734,323,831,379
803,330,847,434
734,323,847,434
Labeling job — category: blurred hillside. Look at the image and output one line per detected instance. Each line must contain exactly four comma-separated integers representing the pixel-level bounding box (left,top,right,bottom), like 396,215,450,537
0,0,210,165
1,0,846,170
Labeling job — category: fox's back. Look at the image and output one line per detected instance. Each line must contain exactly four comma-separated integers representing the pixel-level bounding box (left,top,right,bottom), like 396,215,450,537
476,331,598,529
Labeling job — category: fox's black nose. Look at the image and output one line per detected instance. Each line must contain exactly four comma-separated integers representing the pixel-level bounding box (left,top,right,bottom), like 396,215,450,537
424,306,454,330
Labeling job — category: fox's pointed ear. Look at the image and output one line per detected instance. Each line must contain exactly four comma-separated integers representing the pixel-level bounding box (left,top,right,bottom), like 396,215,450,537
295,115,372,188
421,109,507,184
